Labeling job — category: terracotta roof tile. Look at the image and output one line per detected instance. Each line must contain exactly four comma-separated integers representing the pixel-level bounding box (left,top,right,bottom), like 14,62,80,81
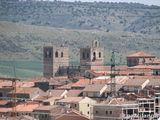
58,97,83,103
0,100,8,106
123,79,148,86
57,83,73,90
16,104,39,112
83,84,106,92
9,87,40,94
85,70,103,77
127,51,155,58
71,79,90,88
147,79,160,86
151,65,160,69
56,110,89,120
66,90,82,97
33,105,59,111
47,90,66,97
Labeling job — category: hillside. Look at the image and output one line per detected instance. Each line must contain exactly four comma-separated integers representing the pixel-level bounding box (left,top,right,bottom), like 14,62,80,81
0,21,160,64
0,1,160,34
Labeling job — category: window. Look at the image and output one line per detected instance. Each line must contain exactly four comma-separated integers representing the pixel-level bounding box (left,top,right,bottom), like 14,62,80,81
96,111,98,114
99,52,101,58
45,114,48,118
106,111,108,114
61,52,63,57
75,104,77,107
88,111,89,114
45,51,50,58
93,52,96,61
110,111,112,114
88,104,89,107
55,51,58,57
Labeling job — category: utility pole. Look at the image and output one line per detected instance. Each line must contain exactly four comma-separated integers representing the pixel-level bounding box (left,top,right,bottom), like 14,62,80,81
110,51,116,97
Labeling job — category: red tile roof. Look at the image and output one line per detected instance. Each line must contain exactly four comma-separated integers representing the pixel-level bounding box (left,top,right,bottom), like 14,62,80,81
56,110,89,120
9,87,40,94
123,79,148,87
71,79,90,88
47,90,66,97
58,97,83,103
83,84,106,92
128,65,156,69
85,70,103,77
33,105,59,111
16,103,39,112
127,51,155,58
151,65,160,69
57,83,73,90
66,90,82,97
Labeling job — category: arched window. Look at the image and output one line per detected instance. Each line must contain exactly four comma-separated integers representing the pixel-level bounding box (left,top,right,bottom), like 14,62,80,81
93,52,96,61
61,52,63,57
55,51,58,58
99,52,101,58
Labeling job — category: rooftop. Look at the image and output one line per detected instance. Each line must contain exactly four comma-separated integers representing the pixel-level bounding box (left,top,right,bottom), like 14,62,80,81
102,98,137,105
56,110,89,120
58,97,83,103
66,90,82,97
127,51,155,58
8,87,40,94
123,79,149,87
71,79,90,88
47,90,67,97
83,84,105,92
33,105,59,111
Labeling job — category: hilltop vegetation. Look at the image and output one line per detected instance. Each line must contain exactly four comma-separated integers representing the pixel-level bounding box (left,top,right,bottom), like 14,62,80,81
0,21,160,64
0,1,160,34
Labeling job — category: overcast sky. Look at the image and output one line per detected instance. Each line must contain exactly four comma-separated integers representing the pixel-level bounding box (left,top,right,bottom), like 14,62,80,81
60,0,160,6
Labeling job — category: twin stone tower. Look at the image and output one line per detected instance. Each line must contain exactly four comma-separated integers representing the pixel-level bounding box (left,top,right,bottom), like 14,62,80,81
43,40,104,78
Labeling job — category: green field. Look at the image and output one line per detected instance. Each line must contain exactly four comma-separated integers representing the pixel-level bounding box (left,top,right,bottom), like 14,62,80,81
0,60,43,79
0,60,81,79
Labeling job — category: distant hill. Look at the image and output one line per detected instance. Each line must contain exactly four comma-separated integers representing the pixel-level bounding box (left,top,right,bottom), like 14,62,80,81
0,21,160,64
0,1,160,34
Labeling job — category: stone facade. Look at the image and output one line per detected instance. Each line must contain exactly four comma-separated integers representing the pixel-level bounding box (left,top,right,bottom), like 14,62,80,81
43,45,69,78
80,40,104,70
43,40,103,78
